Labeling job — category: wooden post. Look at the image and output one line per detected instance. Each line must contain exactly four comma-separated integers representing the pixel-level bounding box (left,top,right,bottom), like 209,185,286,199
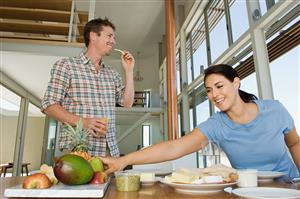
165,0,178,140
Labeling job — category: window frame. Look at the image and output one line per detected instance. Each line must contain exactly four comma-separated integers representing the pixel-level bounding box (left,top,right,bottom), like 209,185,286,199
142,124,151,148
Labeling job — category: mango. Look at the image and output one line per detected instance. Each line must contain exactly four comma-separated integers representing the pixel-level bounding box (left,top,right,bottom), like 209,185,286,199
54,154,94,185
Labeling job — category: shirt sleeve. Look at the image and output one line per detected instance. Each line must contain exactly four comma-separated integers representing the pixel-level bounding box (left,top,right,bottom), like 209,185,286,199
277,101,295,134
41,59,70,112
114,71,125,106
195,116,218,141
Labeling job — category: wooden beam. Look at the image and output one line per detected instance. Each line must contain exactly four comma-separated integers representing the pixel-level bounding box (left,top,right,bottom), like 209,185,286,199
2,0,73,11
0,20,70,35
0,34,68,42
165,0,178,140
78,11,88,23
0,6,71,23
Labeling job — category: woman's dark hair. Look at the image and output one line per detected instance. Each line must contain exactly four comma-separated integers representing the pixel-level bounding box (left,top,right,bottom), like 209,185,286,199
83,17,115,47
204,64,258,102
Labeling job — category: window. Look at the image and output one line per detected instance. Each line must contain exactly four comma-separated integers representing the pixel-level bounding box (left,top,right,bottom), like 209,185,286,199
23,103,46,172
178,113,181,137
176,51,181,94
270,46,299,131
44,119,57,166
176,68,181,95
240,72,258,99
189,108,194,131
196,99,210,125
187,58,192,84
229,1,249,42
193,41,207,78
190,14,208,79
178,101,183,137
142,125,150,147
208,1,229,62
0,85,21,176
259,0,268,17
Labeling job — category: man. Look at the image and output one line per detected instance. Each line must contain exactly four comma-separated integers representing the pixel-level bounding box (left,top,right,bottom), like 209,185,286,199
41,18,135,157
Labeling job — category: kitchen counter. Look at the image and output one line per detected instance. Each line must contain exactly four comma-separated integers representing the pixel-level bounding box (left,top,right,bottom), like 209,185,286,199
1,176,299,199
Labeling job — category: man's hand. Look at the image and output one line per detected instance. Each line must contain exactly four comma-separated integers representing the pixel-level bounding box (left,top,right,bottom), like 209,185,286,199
82,117,108,138
121,51,135,73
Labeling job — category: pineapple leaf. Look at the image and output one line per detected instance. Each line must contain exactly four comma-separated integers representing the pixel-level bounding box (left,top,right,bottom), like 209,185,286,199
63,122,76,136
63,118,92,152
75,118,84,133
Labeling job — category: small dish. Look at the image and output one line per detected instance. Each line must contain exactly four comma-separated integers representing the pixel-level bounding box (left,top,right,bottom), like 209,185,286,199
141,178,159,186
231,187,300,199
257,171,285,182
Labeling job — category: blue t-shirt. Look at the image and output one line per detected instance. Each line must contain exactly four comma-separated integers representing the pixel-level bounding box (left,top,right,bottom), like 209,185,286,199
196,100,299,178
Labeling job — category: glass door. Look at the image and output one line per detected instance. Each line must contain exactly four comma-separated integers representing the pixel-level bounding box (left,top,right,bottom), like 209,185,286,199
44,118,58,166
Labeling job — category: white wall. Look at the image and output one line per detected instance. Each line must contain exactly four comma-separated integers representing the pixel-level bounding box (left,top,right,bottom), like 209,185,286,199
0,115,18,164
117,117,162,155
0,115,45,171
23,116,45,171
104,54,160,92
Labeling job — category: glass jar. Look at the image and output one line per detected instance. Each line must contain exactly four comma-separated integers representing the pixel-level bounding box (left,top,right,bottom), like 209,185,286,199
115,171,140,191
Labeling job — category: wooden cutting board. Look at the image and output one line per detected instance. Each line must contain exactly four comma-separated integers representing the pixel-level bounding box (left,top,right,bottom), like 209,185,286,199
4,178,110,198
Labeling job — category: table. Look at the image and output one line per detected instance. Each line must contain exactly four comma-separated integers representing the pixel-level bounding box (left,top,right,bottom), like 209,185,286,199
1,176,299,199
0,163,30,177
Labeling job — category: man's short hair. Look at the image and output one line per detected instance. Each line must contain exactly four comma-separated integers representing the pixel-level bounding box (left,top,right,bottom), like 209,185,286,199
83,17,115,47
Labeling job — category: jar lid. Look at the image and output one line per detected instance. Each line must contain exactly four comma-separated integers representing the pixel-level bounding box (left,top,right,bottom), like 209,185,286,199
115,171,140,177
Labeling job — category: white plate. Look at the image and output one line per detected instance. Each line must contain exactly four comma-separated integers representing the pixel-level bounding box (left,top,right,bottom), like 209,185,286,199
232,187,300,199
141,177,159,186
257,171,285,182
160,179,236,195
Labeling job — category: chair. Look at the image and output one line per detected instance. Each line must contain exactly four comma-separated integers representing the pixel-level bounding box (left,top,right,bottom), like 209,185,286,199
0,163,30,177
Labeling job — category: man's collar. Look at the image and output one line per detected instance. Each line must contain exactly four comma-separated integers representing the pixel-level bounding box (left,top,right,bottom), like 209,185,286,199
79,52,106,68
79,52,90,64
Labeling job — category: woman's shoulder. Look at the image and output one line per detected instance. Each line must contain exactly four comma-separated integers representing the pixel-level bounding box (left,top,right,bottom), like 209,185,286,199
204,112,223,123
254,99,283,112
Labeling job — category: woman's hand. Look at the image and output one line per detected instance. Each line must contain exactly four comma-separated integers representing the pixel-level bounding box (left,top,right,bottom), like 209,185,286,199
99,156,128,174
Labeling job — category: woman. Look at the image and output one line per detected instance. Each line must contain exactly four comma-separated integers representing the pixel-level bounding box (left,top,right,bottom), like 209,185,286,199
101,64,300,178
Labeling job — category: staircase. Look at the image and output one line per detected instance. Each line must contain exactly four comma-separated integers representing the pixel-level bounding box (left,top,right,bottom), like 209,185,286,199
0,0,87,43
133,91,150,107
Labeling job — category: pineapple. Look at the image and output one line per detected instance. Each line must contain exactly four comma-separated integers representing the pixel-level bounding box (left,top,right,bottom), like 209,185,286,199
64,118,93,160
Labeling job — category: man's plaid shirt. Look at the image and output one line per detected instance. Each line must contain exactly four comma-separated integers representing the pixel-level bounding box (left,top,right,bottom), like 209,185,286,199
41,52,124,157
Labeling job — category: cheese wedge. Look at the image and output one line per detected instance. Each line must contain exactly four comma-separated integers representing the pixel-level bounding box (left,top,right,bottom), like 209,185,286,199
140,172,155,182
165,171,199,183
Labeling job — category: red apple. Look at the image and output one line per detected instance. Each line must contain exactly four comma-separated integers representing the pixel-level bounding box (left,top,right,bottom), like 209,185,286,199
23,173,52,189
89,171,107,184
